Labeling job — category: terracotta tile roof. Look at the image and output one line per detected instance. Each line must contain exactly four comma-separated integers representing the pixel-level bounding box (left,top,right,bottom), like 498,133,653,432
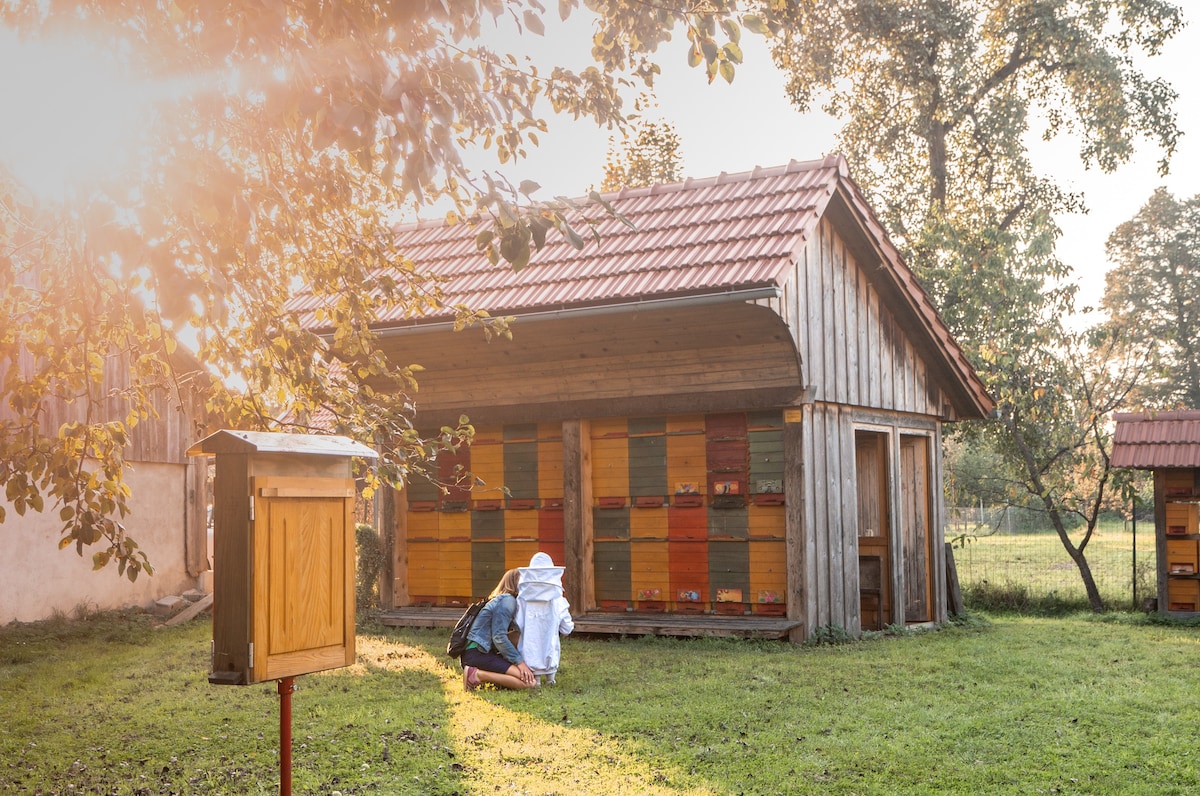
292,155,844,324
1112,411,1200,468
291,153,992,417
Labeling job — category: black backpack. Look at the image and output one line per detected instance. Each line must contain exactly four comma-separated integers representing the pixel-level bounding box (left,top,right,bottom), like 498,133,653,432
445,598,486,657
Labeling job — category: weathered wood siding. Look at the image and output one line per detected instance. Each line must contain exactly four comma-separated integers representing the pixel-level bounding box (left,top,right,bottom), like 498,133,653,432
772,216,948,417
373,303,802,428
769,217,953,635
0,348,205,465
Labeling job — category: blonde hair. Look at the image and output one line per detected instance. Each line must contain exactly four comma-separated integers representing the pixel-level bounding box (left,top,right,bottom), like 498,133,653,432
490,568,520,598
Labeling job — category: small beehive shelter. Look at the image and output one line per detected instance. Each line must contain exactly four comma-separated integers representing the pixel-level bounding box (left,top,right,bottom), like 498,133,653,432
1112,411,1200,615
188,430,376,684
295,155,994,640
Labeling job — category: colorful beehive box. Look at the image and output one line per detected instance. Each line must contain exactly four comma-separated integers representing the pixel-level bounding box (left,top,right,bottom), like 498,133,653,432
503,507,539,541
468,439,505,499
407,540,440,601
439,509,471,541
669,540,709,611
538,506,564,542
438,541,473,602
708,506,749,539
505,539,541,571
594,540,632,608
471,508,504,540
631,540,671,609
1166,502,1199,535
591,434,630,499
594,505,631,540
709,540,750,614
630,503,669,539
667,505,707,540
406,510,440,541
1165,469,1198,497
438,448,471,508
471,540,506,598
1167,538,1200,575
1167,577,1200,612
537,437,564,501
667,425,707,505
503,425,539,500
748,503,786,539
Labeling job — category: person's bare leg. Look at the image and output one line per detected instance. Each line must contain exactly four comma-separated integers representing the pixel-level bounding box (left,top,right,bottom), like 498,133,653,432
476,666,533,690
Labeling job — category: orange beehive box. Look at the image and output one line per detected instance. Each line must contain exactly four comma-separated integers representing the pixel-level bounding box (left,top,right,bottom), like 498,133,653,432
537,439,564,499
438,509,471,541
503,509,539,541
1166,502,1199,535
630,504,669,539
631,540,670,596
667,505,708,540
406,510,440,541
1165,469,1197,496
1167,578,1200,612
1167,538,1199,575
505,539,541,570
407,541,441,596
748,503,786,539
468,442,505,497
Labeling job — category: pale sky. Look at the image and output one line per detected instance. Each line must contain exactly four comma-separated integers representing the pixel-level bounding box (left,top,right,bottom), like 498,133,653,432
472,11,1200,317
0,9,1194,319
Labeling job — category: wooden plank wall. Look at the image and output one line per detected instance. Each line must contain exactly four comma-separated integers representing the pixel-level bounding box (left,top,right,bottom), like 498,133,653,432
774,217,945,418
0,348,205,465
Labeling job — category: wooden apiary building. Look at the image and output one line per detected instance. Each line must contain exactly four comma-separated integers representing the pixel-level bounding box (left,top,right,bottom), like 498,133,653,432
300,155,993,640
1112,411,1200,616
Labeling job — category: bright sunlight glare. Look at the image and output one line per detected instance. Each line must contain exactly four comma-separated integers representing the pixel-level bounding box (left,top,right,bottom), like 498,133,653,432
0,29,158,201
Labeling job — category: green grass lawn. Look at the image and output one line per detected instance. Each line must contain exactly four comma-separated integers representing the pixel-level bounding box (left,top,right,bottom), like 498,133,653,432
2,610,1199,794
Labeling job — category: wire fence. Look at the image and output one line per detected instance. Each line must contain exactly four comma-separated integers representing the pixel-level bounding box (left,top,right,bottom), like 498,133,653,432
945,504,1158,611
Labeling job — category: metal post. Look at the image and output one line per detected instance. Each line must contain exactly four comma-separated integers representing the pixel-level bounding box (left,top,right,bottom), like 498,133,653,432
278,677,296,796
1131,493,1138,611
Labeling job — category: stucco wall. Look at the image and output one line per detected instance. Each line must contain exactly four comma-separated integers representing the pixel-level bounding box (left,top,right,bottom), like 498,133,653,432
1,461,206,624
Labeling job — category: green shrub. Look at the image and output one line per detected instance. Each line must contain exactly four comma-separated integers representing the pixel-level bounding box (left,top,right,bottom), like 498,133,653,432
355,523,385,614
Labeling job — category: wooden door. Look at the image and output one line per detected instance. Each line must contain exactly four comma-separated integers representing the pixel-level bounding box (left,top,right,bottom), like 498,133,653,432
855,431,889,629
899,436,933,623
252,477,357,681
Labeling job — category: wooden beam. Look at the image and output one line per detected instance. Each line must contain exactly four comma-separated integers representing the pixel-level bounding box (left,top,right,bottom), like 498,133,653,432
390,485,410,608
784,409,807,642
562,419,595,612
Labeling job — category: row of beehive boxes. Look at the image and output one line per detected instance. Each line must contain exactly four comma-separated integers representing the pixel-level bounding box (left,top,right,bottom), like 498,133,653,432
594,539,787,613
407,539,566,604
406,503,787,541
407,415,785,506
405,538,788,610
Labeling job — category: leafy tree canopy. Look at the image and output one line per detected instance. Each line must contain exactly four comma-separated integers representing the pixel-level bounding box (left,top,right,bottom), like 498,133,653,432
600,92,685,191
767,0,1182,351
1103,187,1200,409
0,0,766,575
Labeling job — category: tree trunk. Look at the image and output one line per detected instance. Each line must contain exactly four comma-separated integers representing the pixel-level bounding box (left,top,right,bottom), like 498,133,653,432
1047,507,1106,613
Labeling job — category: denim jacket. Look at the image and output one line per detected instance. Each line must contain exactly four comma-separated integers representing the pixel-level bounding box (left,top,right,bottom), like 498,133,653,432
465,592,522,665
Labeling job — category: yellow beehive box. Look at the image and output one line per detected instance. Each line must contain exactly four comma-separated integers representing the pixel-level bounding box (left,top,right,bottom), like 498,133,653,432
1166,538,1199,575
1166,502,1199,535
1167,578,1200,612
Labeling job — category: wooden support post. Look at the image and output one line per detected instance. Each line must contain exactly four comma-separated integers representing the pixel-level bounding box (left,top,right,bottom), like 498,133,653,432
563,419,595,612
783,408,807,642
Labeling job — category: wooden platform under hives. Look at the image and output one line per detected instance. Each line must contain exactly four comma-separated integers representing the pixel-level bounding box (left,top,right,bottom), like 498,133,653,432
377,607,801,640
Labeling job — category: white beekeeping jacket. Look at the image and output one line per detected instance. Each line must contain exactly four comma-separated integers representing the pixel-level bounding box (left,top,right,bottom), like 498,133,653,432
516,552,574,677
